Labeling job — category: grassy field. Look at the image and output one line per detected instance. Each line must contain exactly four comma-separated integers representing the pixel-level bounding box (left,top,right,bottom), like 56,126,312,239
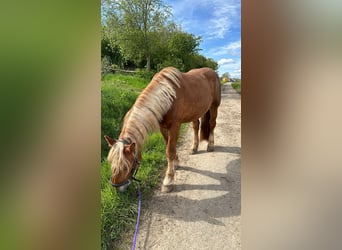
101,73,187,249
231,80,241,94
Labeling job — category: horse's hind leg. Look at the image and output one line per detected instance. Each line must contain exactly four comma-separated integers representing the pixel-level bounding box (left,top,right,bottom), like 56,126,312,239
207,105,218,152
192,119,200,154
162,123,180,193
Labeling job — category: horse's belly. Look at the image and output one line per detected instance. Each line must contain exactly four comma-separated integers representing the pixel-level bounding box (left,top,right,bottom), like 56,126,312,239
181,99,212,122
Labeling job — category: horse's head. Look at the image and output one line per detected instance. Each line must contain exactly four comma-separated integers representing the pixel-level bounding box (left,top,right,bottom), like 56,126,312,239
104,135,139,192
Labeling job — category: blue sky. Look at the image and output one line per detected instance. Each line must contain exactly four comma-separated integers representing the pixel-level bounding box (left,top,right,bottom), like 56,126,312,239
165,0,241,78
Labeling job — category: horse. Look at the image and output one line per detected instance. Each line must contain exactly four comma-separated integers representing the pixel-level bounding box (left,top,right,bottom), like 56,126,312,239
104,67,221,192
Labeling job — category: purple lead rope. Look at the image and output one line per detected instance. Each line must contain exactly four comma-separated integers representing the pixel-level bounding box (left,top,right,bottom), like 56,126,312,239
131,188,141,250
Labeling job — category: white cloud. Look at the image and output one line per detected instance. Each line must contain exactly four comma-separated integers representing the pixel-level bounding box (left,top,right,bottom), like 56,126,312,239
168,0,240,40
217,58,241,78
207,1,240,39
220,66,240,78
230,68,241,78
209,40,241,56
165,0,241,78
227,40,241,51
218,58,234,65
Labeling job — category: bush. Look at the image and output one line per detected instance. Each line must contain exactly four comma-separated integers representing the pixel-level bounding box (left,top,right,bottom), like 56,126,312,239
231,80,241,94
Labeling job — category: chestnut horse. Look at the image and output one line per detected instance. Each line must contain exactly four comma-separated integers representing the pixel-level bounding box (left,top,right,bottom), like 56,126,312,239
104,67,221,192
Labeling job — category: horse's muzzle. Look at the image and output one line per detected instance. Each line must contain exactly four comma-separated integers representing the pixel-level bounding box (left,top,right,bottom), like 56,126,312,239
110,176,131,191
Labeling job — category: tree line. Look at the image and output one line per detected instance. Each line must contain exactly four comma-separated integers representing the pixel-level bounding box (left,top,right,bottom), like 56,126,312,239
101,0,218,76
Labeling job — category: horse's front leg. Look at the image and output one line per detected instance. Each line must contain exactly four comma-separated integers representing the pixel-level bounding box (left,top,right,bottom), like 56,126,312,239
162,124,180,193
161,125,179,166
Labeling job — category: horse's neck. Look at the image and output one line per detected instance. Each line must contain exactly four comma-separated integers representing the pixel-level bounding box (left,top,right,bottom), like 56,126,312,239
120,126,145,154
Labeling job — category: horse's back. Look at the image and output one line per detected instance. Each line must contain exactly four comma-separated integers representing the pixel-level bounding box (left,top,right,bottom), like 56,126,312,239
163,67,220,123
183,67,221,106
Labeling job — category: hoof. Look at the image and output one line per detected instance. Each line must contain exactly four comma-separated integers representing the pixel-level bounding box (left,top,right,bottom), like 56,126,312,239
192,148,198,154
161,185,173,193
163,174,174,186
207,145,214,152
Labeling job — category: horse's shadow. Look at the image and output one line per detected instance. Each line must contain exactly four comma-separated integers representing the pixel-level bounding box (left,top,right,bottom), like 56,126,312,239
194,145,240,154
147,158,241,226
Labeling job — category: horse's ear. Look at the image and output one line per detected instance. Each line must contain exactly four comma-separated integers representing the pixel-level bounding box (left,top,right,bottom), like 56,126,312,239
104,135,116,147
129,143,135,152
124,143,135,154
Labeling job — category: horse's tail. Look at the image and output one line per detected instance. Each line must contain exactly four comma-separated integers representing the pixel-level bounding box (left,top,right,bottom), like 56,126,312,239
200,110,211,141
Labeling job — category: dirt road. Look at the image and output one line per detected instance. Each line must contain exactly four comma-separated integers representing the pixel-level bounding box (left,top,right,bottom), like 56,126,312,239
136,83,241,250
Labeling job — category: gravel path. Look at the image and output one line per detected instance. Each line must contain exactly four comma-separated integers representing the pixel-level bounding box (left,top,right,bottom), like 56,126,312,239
136,83,241,250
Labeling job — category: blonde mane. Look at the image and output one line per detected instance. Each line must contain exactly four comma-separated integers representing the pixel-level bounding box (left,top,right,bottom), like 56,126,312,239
110,67,182,177
121,67,181,150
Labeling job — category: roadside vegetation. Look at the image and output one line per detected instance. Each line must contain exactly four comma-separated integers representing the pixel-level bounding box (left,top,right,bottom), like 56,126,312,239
231,80,241,94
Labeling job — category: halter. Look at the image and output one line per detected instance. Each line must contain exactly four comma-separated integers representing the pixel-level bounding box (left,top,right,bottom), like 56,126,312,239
110,138,141,188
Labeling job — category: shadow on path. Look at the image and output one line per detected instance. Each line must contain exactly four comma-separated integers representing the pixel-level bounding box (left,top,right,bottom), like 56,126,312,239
149,158,241,225
194,145,241,155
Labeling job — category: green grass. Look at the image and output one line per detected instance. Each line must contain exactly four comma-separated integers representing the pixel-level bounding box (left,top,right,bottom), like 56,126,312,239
101,73,187,249
102,73,149,90
101,78,140,159
101,134,167,249
231,80,241,94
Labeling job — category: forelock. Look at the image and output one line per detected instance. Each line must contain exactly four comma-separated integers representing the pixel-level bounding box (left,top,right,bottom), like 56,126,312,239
107,142,130,177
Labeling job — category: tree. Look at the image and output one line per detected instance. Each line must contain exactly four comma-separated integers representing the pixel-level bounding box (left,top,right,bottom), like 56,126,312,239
202,57,218,71
168,31,201,71
189,54,218,71
101,0,218,73
105,0,171,71
221,72,230,82
101,27,124,68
